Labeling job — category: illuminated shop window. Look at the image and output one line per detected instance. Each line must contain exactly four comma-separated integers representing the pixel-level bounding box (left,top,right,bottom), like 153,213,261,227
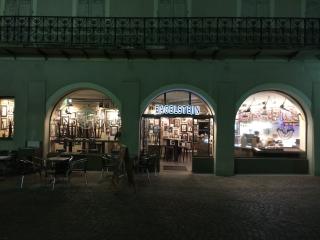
235,91,306,158
49,90,121,153
141,90,214,167
0,98,15,139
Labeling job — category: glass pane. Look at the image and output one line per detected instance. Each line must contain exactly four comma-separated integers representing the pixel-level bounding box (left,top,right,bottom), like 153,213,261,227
0,98,15,138
235,91,306,158
49,90,120,153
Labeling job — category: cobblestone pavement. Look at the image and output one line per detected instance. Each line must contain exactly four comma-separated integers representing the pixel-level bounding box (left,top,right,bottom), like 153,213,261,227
1,172,320,240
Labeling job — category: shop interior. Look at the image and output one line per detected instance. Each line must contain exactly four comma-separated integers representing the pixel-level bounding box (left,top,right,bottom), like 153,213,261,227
49,90,121,154
141,90,214,172
235,91,306,158
0,98,14,139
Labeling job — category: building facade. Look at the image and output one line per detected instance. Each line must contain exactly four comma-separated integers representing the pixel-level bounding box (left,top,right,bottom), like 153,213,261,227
0,0,320,176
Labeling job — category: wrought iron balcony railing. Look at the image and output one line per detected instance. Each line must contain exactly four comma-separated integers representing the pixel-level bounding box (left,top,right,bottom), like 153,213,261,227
0,16,319,49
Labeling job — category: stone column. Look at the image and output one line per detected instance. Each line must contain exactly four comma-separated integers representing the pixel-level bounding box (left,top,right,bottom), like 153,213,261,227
119,80,140,158
312,82,320,176
215,82,235,176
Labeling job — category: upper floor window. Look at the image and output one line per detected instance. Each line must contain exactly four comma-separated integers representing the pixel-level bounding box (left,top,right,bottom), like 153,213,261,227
0,97,14,139
305,0,320,17
4,0,32,15
158,0,189,17
77,0,105,17
241,0,270,17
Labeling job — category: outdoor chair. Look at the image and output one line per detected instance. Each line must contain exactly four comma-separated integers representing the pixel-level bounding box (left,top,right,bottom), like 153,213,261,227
67,158,88,185
45,156,73,191
136,153,158,183
18,156,43,189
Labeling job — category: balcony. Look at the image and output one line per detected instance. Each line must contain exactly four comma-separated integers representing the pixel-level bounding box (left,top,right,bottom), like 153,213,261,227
0,16,319,59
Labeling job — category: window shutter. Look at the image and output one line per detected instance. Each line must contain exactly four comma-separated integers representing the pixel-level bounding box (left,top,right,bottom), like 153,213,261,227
158,0,173,17
306,0,320,17
78,0,89,16
90,0,105,17
4,0,18,15
174,0,187,17
18,0,32,15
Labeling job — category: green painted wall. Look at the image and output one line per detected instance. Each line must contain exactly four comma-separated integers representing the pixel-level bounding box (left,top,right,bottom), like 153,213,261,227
0,59,319,176
37,0,73,16
192,0,237,17
274,0,302,17
110,0,154,17
0,0,307,18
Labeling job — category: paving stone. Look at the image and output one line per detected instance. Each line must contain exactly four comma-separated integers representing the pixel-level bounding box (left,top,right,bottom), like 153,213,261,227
1,173,320,239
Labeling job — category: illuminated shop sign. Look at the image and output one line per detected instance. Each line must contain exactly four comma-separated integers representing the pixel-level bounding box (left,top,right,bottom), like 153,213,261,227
155,104,200,115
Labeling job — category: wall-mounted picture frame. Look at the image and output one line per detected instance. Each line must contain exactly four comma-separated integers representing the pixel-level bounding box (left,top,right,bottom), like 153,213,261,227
7,105,14,115
110,126,118,136
182,133,188,141
1,106,7,117
188,126,193,132
174,118,180,127
181,124,187,132
1,118,7,129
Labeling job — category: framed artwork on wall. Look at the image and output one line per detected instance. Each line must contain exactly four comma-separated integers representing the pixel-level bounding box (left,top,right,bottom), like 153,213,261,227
1,118,7,129
110,126,118,136
1,106,7,117
174,118,180,127
181,124,187,132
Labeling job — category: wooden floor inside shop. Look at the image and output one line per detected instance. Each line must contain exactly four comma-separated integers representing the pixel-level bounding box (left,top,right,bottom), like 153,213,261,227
159,152,192,172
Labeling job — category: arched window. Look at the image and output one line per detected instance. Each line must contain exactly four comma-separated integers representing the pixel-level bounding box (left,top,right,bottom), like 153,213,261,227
235,91,306,159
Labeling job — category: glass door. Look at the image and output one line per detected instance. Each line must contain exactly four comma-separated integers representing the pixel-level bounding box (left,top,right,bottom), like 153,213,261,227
140,116,161,156
192,117,213,157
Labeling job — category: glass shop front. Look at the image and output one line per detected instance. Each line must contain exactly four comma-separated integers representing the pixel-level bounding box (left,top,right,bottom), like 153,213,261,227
49,89,121,154
234,91,306,159
141,90,214,173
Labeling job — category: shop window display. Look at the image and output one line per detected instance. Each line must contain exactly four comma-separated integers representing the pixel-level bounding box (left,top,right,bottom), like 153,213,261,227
141,90,214,172
0,98,14,139
235,91,306,158
49,90,121,153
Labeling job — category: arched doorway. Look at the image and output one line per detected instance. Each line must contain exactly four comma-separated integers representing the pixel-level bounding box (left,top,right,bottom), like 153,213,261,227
141,90,215,173
234,90,308,174
48,89,121,154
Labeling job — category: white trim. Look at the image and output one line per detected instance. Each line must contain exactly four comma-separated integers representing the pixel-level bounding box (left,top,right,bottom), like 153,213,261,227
153,0,158,17
270,0,274,17
301,0,306,17
31,0,36,16
72,0,77,17
237,0,241,17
